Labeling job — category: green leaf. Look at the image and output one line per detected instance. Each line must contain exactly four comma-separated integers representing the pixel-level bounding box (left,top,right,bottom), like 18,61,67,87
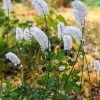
65,81,73,92
6,80,12,91
67,59,75,66
73,70,80,75
61,74,68,82
56,50,64,60
10,92,18,97
46,74,58,91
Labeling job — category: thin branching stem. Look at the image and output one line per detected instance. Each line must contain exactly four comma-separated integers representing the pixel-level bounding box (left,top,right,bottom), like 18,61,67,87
81,22,92,90
64,42,82,90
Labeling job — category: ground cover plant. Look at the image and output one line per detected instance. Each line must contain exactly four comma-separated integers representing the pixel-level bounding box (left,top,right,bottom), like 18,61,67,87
0,0,100,100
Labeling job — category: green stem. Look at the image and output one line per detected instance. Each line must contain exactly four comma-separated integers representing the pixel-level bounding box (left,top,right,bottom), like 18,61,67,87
41,15,50,100
83,51,92,88
7,11,9,43
64,42,82,89
82,23,92,89
0,65,2,97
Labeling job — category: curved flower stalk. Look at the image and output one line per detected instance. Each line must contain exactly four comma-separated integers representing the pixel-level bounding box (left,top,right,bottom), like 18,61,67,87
30,27,51,51
72,0,88,17
94,60,100,71
32,0,49,17
3,0,12,13
63,35,72,50
64,26,83,43
72,9,84,28
6,52,21,66
23,28,32,41
16,27,24,41
58,22,65,39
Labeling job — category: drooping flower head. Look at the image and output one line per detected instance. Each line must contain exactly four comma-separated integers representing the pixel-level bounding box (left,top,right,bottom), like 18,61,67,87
23,28,32,41
58,22,65,39
30,26,51,51
6,52,21,66
64,26,83,43
94,60,100,71
32,0,49,17
3,0,12,12
72,0,88,17
72,9,84,28
63,35,72,50
16,27,24,41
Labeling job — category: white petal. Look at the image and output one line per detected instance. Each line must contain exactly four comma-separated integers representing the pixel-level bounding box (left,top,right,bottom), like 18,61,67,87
94,60,100,71
58,22,65,39
16,27,24,41
3,0,12,12
59,66,65,71
6,52,21,66
30,27,51,51
72,0,88,17
63,35,72,50
64,26,83,43
23,28,32,41
32,0,49,17
72,9,85,28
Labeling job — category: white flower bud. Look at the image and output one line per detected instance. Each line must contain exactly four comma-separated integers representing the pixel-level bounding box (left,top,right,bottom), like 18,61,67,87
72,0,88,17
30,27,51,51
6,52,21,66
72,9,85,28
58,22,65,39
32,0,49,17
64,26,83,43
3,0,12,12
63,35,72,50
16,27,24,41
59,66,65,71
94,60,100,71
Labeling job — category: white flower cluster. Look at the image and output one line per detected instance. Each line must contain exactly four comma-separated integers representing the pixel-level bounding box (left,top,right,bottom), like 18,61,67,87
72,0,88,28
32,0,49,17
94,60,100,71
6,52,21,66
16,27,32,41
59,66,65,71
30,27,51,51
16,26,50,51
3,0,12,12
57,22,83,50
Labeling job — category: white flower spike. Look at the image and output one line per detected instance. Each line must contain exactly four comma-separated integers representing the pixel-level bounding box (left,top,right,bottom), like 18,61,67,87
3,0,12,13
94,60,100,71
16,27,24,41
64,26,83,43
23,28,32,41
63,35,72,50
72,9,85,28
58,22,65,39
72,0,88,17
32,0,49,17
30,26,51,51
6,52,21,66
